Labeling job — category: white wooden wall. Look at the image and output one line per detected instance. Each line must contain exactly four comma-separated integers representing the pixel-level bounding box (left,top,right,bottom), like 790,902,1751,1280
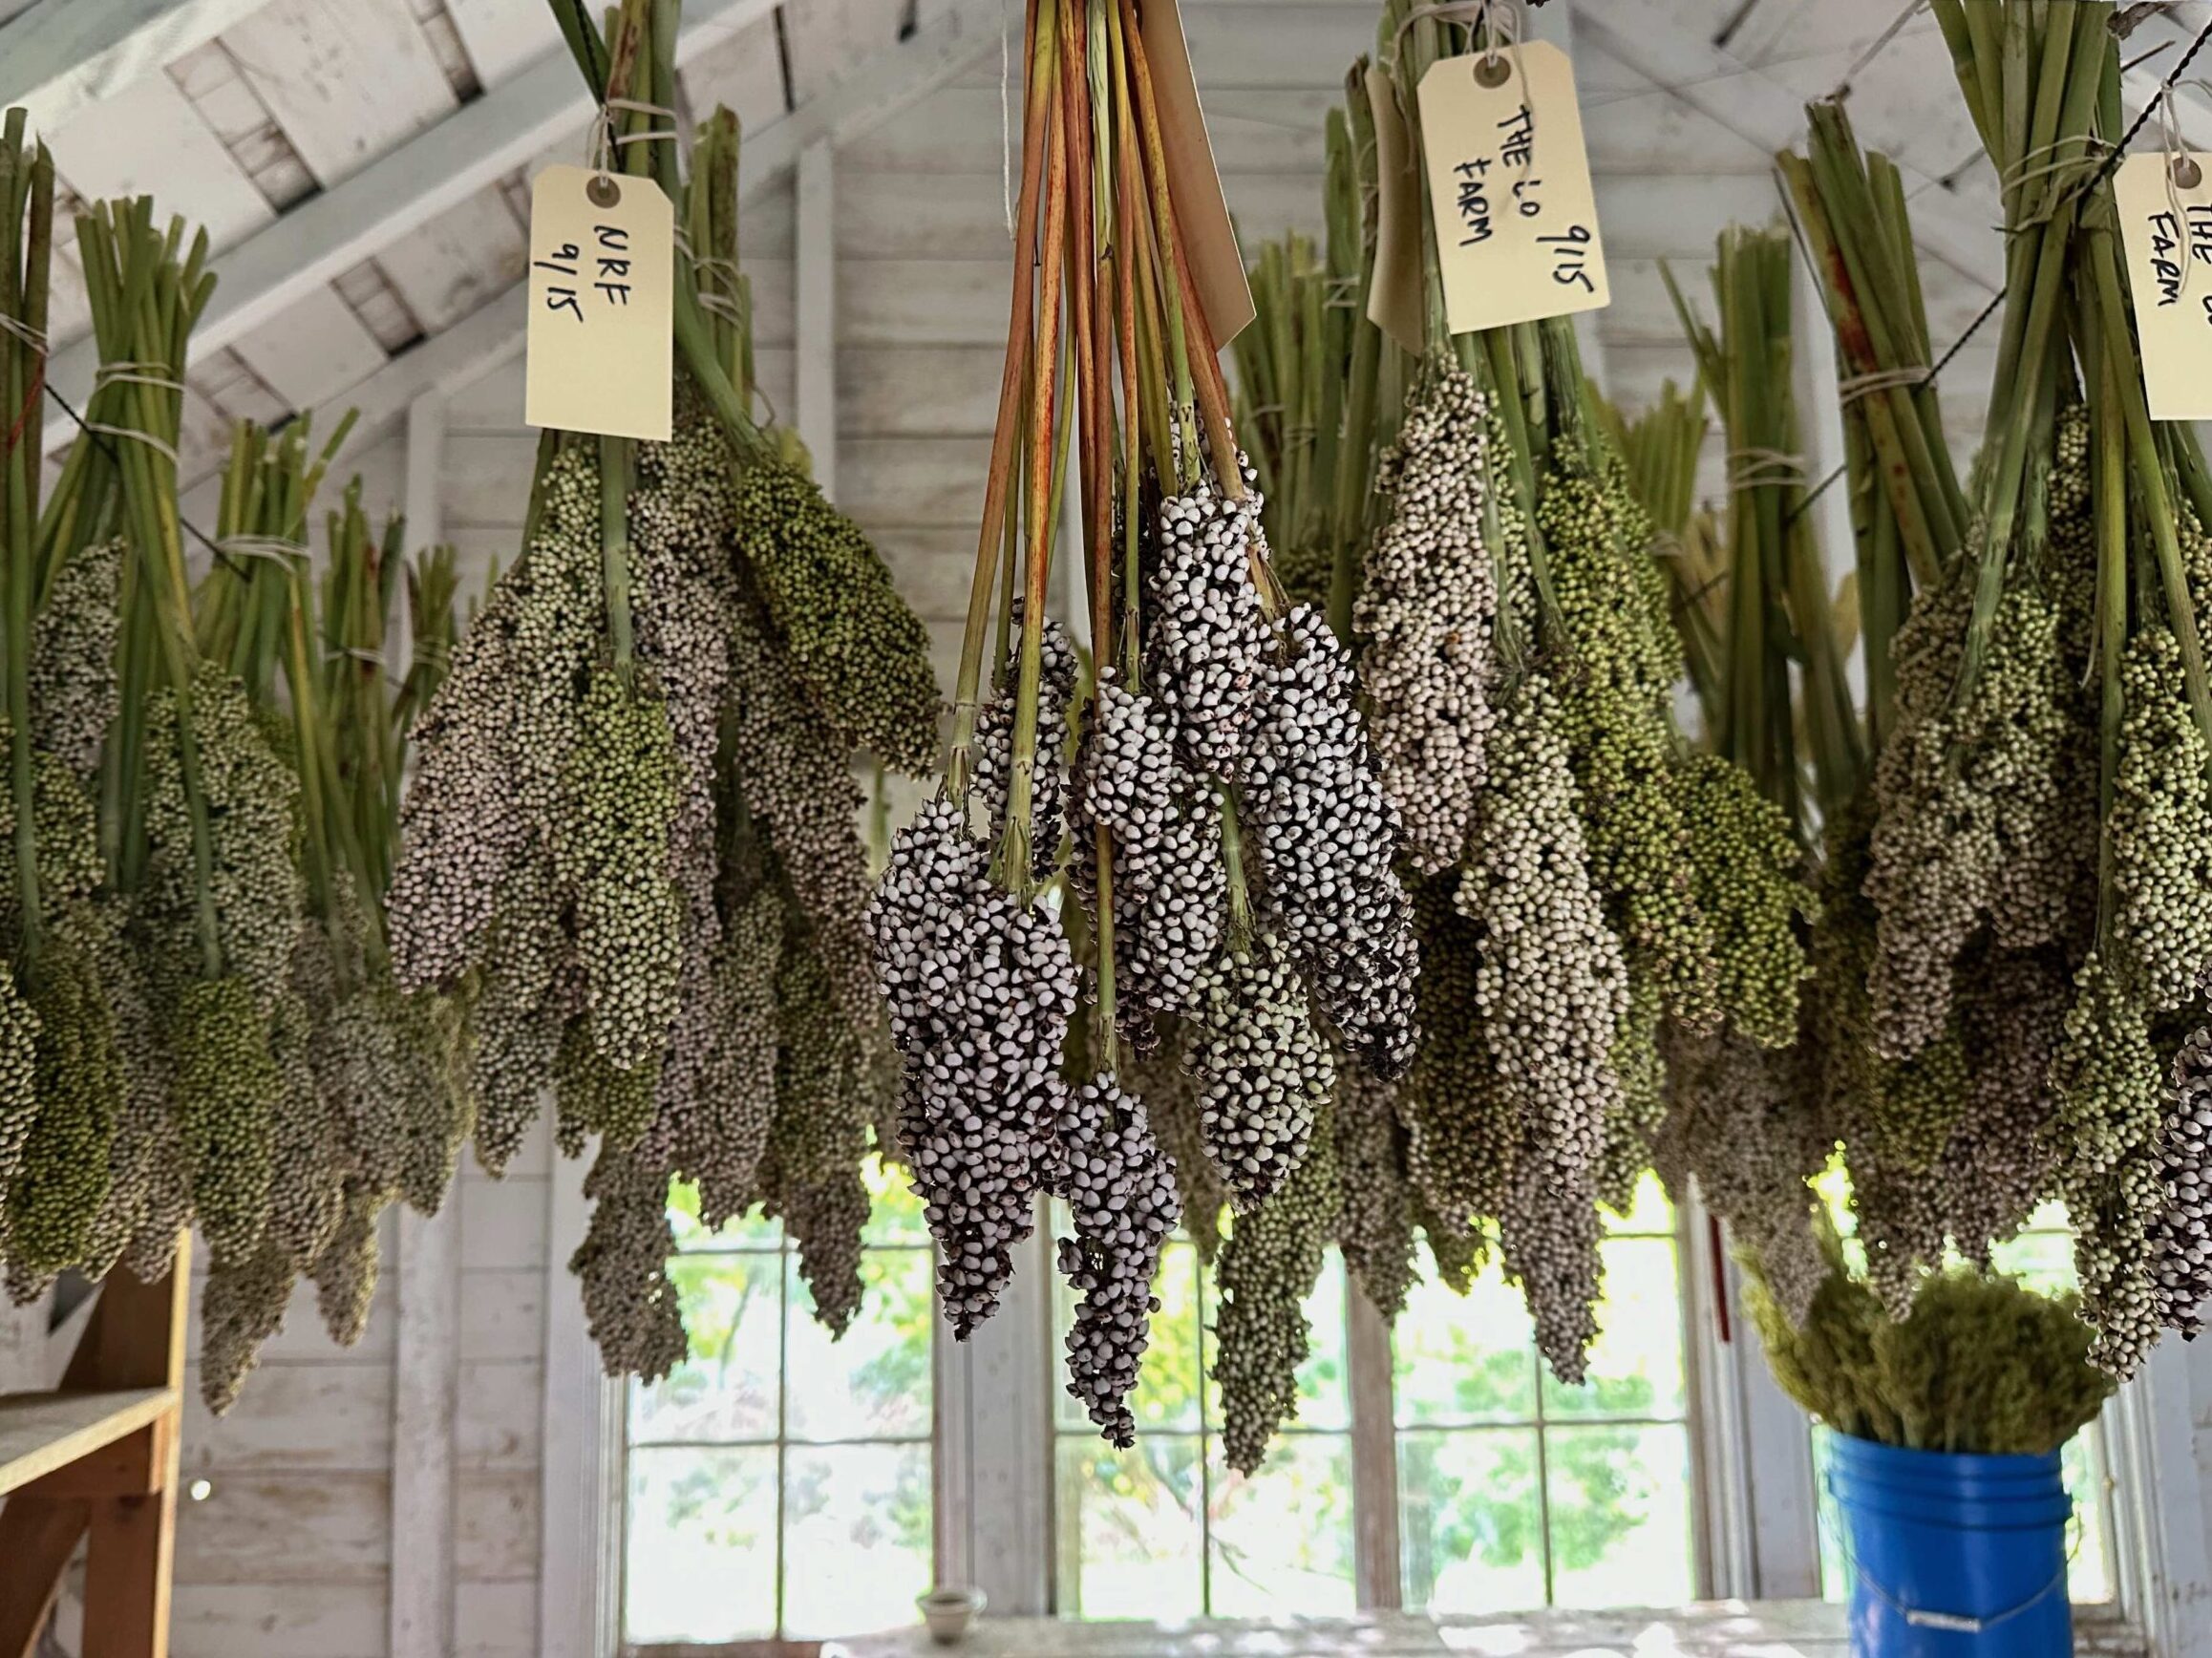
128,5,2047,1655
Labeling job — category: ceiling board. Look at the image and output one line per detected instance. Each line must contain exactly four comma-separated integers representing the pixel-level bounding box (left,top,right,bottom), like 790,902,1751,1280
229,283,392,408
681,6,790,130
784,0,909,105
46,69,274,249
375,186,531,333
222,0,460,186
445,0,563,86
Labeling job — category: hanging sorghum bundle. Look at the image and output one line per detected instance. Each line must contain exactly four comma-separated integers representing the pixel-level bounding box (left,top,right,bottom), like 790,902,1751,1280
868,0,1416,1457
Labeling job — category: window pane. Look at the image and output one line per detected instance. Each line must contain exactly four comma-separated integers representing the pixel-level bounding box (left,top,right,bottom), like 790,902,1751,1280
1392,1260,1540,1428
2065,1429,2114,1605
630,1253,783,1444
1606,1170,1675,1235
1196,1243,1351,1435
668,1179,783,1251
624,1445,778,1644
1989,1227,2077,1296
1054,1236,1206,1435
1206,1434,1357,1616
863,1156,931,1247
1542,1237,1687,1422
1545,1422,1696,1608
784,1248,934,1442
1053,1434,1206,1619
1398,1426,1547,1612
780,1443,933,1638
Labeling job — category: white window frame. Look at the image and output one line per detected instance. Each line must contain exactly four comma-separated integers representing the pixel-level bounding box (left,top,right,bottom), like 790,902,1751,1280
548,1171,2206,1657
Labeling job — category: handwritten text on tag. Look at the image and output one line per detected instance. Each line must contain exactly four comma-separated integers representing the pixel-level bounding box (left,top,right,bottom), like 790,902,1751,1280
526,164,673,441
2116,151,2212,421
1415,42,1609,336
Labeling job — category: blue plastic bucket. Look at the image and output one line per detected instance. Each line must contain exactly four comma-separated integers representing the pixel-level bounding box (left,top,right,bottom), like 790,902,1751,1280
1826,1434,2074,1657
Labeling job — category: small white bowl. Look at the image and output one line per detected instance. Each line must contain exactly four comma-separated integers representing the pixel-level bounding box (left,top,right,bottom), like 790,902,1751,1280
917,1585,987,1645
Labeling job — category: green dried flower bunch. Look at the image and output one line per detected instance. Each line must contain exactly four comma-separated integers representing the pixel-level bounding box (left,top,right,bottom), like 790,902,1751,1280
371,3,931,1382
1762,12,2212,1378
1744,1226,2113,1459
1216,1095,1340,1476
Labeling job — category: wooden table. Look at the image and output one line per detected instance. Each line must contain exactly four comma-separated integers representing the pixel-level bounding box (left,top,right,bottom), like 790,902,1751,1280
813,1605,2150,1658
0,1239,190,1658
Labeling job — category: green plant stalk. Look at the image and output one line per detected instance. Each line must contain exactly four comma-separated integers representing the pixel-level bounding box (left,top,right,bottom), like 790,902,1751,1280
1329,74,1384,648
1120,0,1196,478
947,0,1054,799
1864,153,1968,530
83,203,224,973
997,57,1070,895
2,118,53,974
1798,126,1962,565
2093,345,2124,945
1958,8,2104,702
2088,224,2212,754
1779,148,1947,589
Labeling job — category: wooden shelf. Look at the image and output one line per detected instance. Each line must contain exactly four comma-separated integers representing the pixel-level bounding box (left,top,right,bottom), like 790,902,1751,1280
0,1242,189,1658
0,1389,179,1499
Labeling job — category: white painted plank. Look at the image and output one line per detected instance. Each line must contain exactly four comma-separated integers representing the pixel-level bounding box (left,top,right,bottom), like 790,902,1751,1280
456,1579,540,1658
376,186,530,334
44,70,274,250
444,356,527,431
840,346,1003,436
229,284,392,409
392,1201,462,1658
446,0,562,87
222,0,460,187
538,1155,616,1658
174,1470,393,1583
1569,0,1999,294
841,435,992,527
461,1172,552,1270
785,0,910,103
336,257,423,350
194,349,291,427
0,0,271,134
853,526,989,620
457,1358,543,1471
443,431,547,526
310,295,531,493
405,387,447,553
460,1270,546,1363
170,1582,387,1658
181,1363,393,1474
678,5,789,133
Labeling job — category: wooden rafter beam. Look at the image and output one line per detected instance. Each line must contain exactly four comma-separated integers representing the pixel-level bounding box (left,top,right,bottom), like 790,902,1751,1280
232,0,1002,487
0,0,270,135
39,0,785,456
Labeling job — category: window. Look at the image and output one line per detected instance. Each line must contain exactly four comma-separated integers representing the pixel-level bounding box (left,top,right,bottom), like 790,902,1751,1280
621,1160,935,1645
1050,1220,1357,1616
1810,1196,2116,1608
1394,1174,1697,1612
1050,1175,1698,1618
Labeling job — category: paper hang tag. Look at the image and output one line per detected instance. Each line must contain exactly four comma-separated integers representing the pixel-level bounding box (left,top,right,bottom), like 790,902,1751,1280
1138,0,1257,348
1366,65,1425,356
1415,41,1609,336
526,164,674,441
2116,151,2212,420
